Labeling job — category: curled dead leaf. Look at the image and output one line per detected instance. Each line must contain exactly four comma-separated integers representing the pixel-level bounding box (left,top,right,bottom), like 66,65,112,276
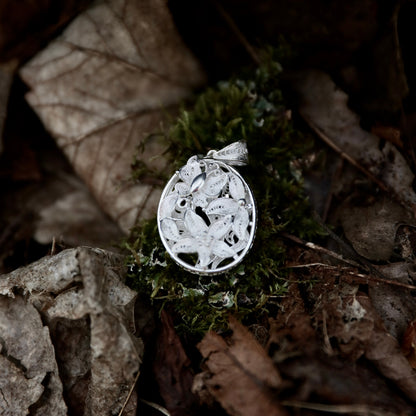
0,295,66,415
0,247,142,415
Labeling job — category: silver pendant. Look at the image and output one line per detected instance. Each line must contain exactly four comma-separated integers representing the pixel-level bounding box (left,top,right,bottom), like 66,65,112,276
157,141,257,275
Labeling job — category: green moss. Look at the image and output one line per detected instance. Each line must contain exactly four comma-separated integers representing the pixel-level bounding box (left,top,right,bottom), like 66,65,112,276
124,56,324,336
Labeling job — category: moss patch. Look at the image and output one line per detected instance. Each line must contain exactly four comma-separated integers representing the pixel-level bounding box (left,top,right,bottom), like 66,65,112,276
124,57,324,336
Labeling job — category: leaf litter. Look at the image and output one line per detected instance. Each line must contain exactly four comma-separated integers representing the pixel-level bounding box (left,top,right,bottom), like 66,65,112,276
196,316,288,416
3,1,416,415
0,247,142,415
0,295,66,415
292,69,416,215
189,68,416,415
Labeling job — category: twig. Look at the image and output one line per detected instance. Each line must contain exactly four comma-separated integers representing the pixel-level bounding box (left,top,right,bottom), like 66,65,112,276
301,112,388,192
281,232,361,268
212,0,261,65
282,400,396,416
139,399,170,416
117,371,140,416
287,262,416,291
50,237,56,256
314,218,396,281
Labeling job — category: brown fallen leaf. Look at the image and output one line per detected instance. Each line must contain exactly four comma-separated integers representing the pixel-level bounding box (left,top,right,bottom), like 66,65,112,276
0,355,44,415
311,279,416,401
359,293,416,402
196,316,288,416
312,282,373,360
0,247,142,415
268,280,414,414
292,70,416,215
20,0,206,233
369,262,416,340
336,196,415,261
0,87,123,264
267,282,317,359
371,124,403,148
402,320,416,369
395,225,416,261
34,181,124,249
0,295,67,415
154,310,198,416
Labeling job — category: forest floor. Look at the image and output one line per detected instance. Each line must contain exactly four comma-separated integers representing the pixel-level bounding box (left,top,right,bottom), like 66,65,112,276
1,1,416,415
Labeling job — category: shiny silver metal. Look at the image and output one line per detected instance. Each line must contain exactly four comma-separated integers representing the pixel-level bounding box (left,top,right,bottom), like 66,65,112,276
157,141,256,275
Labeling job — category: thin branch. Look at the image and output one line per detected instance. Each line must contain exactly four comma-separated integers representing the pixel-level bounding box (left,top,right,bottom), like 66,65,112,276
50,237,56,256
314,218,396,281
282,400,396,416
287,262,416,291
212,0,261,65
281,232,361,268
118,370,140,416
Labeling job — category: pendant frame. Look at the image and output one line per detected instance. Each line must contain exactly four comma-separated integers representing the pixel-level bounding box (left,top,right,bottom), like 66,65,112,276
158,155,257,275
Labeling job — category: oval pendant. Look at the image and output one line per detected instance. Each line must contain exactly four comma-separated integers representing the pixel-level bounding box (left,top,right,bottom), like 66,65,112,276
157,142,257,275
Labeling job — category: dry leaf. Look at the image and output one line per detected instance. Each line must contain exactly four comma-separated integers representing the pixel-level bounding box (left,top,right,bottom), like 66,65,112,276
0,295,67,415
395,225,416,261
267,282,317,360
20,0,206,232
34,182,123,249
266,280,415,414
369,262,416,340
402,320,416,369
371,124,403,148
0,247,142,415
337,196,415,261
359,293,416,402
292,70,416,214
317,284,374,360
154,310,198,416
312,281,416,401
0,124,123,267
196,317,288,416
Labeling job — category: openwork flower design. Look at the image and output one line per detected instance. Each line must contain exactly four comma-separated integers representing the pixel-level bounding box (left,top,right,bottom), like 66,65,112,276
158,154,256,274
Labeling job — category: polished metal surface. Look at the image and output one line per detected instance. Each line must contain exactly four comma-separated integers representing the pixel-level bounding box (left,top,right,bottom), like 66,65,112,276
157,142,256,275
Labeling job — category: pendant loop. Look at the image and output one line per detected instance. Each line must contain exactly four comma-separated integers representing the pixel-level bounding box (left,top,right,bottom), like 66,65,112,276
204,141,248,166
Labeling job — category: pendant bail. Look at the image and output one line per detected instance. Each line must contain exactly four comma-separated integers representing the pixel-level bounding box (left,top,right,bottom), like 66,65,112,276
204,141,248,166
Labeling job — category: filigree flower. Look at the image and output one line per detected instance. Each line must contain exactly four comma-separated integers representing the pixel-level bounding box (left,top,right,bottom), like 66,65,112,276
160,206,250,270
175,156,229,208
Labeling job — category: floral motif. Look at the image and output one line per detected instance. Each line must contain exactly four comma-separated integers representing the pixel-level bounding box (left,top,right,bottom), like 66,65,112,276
158,155,255,273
